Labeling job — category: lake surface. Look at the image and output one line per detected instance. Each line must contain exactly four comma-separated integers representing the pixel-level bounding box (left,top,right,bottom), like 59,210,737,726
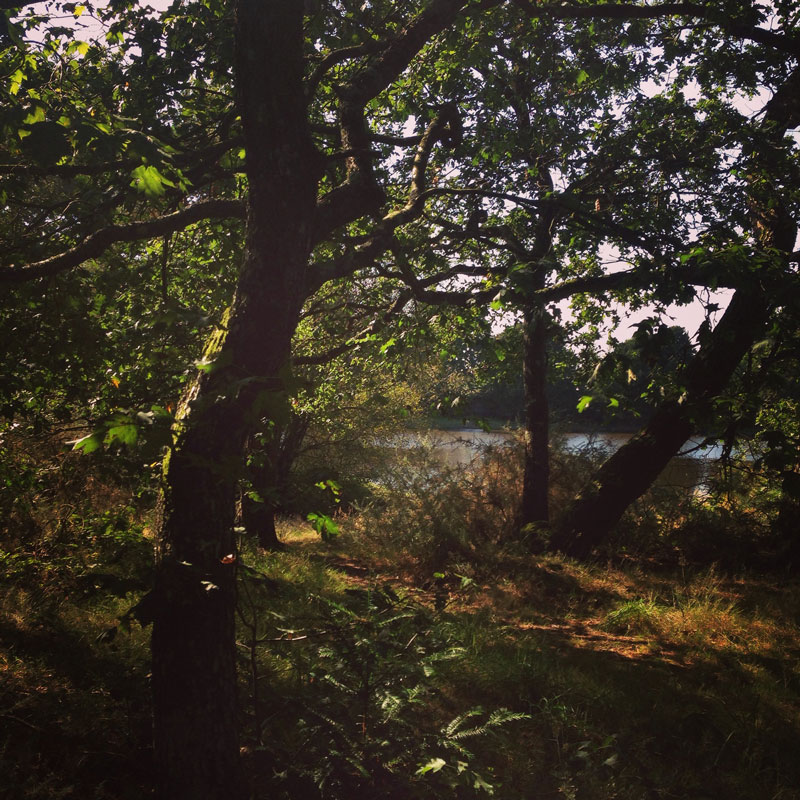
400,429,741,494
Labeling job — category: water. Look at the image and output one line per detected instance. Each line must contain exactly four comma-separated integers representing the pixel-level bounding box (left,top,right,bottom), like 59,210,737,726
400,429,742,493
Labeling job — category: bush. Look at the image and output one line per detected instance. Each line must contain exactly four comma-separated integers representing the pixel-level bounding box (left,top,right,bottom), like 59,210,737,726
345,438,523,573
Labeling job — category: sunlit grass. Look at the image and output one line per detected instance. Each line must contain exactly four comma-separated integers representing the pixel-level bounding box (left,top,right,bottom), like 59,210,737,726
3,438,800,798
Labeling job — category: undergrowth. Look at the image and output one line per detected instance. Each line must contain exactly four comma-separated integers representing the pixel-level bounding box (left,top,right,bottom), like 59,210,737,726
1,428,153,800
2,429,800,798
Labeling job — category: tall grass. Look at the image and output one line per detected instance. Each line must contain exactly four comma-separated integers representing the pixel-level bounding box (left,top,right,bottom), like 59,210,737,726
3,426,800,799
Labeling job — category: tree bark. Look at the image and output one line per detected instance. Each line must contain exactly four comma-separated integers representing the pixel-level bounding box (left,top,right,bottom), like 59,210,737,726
550,63,800,559
519,302,550,528
150,3,321,798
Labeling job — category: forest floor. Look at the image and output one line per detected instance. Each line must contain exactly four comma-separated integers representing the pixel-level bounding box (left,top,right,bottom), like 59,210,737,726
2,508,800,799
273,522,800,799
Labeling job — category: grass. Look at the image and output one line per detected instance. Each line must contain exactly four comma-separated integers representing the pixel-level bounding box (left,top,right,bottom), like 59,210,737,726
2,437,800,798
228,518,800,799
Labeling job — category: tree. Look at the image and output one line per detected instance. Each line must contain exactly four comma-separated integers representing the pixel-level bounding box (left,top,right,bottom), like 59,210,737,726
551,64,800,558
3,1,799,796
2,1,508,795
396,2,800,552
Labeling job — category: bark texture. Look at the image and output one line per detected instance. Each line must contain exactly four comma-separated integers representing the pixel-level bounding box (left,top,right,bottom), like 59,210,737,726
519,302,550,527
150,3,319,798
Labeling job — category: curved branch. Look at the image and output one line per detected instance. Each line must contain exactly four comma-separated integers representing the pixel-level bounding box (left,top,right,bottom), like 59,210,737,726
311,123,423,147
314,104,459,246
339,0,476,106
304,40,389,99
293,289,412,366
417,185,542,211
0,199,245,284
382,105,461,229
514,1,800,59
310,0,501,240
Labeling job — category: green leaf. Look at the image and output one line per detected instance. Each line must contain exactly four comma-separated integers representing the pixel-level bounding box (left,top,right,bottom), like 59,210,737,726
194,350,233,374
307,511,339,541
130,164,168,197
104,424,138,447
577,395,593,413
9,69,24,96
576,69,590,86
23,106,46,125
68,39,90,57
72,431,104,454
417,757,447,775
380,337,397,354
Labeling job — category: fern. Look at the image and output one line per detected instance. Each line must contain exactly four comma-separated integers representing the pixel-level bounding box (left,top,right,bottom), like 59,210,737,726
445,707,530,741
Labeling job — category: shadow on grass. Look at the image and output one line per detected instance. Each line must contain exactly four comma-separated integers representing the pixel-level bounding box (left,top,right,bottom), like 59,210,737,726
0,607,153,800
447,611,800,800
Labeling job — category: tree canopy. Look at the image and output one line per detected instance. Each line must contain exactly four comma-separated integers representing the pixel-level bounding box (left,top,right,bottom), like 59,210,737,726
2,1,799,797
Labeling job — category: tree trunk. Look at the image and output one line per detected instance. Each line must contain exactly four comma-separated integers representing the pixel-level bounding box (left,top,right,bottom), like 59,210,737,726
242,492,282,550
150,3,321,797
243,413,310,549
550,65,800,560
550,287,772,559
243,432,284,550
151,384,247,800
519,302,550,529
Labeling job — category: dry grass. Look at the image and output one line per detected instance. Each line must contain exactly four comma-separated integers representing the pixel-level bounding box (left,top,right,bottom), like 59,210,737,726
3,433,800,799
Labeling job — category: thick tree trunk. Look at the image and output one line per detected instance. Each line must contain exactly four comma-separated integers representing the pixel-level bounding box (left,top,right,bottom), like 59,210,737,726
151,387,247,800
519,302,550,528
551,65,800,560
150,3,321,798
550,287,772,559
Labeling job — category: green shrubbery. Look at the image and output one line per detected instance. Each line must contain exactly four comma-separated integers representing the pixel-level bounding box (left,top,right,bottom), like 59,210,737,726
3,426,800,799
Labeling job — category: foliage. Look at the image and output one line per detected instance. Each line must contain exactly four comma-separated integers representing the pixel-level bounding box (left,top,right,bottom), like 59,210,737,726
3,442,800,799
2,0,800,796
235,549,527,798
0,427,152,800
346,437,524,572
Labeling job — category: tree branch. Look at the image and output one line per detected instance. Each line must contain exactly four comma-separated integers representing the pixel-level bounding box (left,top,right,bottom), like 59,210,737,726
313,104,460,254
293,290,412,366
339,0,485,106
310,0,506,241
514,1,800,59
417,185,542,211
311,123,423,148
0,199,245,284
304,40,389,99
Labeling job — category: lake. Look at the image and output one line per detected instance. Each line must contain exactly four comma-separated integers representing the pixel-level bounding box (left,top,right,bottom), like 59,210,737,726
399,429,743,494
